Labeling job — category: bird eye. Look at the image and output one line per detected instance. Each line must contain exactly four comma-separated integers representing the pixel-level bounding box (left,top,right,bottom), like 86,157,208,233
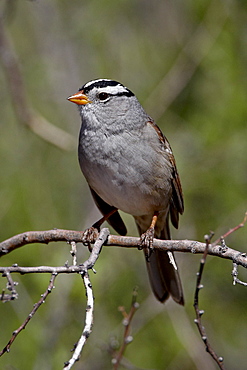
98,92,109,101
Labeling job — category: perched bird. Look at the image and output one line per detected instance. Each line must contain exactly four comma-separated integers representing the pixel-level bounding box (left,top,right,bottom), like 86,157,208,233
67,79,184,304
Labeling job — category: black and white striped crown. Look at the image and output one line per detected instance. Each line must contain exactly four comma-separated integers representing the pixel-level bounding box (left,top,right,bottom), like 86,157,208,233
79,79,134,98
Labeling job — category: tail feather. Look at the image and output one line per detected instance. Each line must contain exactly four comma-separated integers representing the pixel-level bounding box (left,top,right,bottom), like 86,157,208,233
145,249,184,304
135,215,184,305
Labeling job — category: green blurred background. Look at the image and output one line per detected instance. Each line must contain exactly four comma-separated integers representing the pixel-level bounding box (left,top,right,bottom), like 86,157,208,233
0,0,246,369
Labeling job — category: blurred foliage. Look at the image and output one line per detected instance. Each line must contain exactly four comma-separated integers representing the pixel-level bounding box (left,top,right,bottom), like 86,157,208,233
0,0,246,369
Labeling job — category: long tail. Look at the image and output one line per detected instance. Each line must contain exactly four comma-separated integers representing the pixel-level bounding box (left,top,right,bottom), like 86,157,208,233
135,215,184,305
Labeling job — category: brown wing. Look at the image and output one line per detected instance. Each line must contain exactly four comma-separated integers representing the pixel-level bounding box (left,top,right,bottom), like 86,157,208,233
148,119,184,228
166,143,184,228
90,187,127,236
144,120,184,304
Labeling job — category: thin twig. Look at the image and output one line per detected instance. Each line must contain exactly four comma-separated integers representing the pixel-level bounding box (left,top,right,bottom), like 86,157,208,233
70,241,77,266
0,265,90,275
63,271,94,370
0,229,109,363
232,263,247,287
63,228,109,369
193,233,226,370
0,271,18,302
112,288,139,370
0,273,57,357
213,212,247,246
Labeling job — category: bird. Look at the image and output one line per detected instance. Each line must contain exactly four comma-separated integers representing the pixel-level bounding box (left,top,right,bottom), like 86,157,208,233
67,78,184,305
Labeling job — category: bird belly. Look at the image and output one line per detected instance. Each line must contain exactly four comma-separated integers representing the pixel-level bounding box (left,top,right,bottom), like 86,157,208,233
79,152,171,216
79,128,172,216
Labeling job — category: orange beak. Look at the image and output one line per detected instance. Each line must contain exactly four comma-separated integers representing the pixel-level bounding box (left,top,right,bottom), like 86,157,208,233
67,91,92,105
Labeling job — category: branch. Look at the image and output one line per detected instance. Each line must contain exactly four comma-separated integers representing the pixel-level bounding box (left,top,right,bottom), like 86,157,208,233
63,271,94,370
1,270,18,302
0,229,108,364
232,263,247,287
213,212,247,246
0,273,57,356
192,214,247,369
0,216,246,368
112,288,139,370
63,228,109,369
1,228,247,269
194,233,226,370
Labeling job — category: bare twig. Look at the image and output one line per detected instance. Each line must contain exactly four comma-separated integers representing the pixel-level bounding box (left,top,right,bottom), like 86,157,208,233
213,212,247,246
0,271,18,302
70,241,77,266
0,229,109,364
63,228,109,369
112,288,139,370
0,229,86,256
63,271,94,370
232,263,247,287
0,265,90,275
0,273,57,357
82,227,109,270
193,233,226,370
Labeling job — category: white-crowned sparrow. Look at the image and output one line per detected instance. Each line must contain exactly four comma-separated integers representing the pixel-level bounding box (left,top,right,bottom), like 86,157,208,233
67,79,184,305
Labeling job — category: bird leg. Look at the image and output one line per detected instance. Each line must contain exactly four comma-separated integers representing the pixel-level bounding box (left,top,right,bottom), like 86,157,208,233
82,208,118,249
140,212,159,261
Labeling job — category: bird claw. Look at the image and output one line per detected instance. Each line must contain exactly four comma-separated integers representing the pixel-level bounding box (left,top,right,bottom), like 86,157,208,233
140,227,155,262
82,227,99,251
